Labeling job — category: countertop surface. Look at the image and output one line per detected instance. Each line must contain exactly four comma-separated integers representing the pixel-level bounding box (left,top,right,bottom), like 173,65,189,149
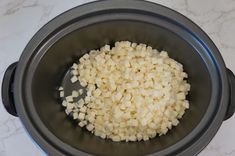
0,0,235,155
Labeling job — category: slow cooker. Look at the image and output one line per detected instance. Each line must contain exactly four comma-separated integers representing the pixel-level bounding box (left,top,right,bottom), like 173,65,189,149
2,1,235,155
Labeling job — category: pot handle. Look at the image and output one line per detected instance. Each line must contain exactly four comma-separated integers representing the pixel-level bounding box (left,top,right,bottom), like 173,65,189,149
224,68,235,120
1,62,18,117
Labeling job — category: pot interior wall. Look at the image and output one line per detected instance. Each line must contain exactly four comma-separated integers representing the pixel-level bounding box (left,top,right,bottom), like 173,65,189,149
31,21,211,156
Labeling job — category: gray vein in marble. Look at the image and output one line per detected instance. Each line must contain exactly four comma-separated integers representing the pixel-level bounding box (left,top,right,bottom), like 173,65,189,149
0,118,23,140
22,0,38,8
38,5,54,25
204,145,235,156
3,0,25,16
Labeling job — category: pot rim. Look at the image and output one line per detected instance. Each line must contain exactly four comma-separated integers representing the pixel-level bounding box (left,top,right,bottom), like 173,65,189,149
13,1,229,156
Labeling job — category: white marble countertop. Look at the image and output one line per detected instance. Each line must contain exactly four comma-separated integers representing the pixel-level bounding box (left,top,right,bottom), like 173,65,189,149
0,0,235,155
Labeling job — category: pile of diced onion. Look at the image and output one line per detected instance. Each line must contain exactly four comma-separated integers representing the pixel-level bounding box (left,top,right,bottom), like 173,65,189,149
59,41,190,142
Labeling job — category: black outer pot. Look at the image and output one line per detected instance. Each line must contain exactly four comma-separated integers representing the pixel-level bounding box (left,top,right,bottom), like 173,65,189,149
2,0,235,156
